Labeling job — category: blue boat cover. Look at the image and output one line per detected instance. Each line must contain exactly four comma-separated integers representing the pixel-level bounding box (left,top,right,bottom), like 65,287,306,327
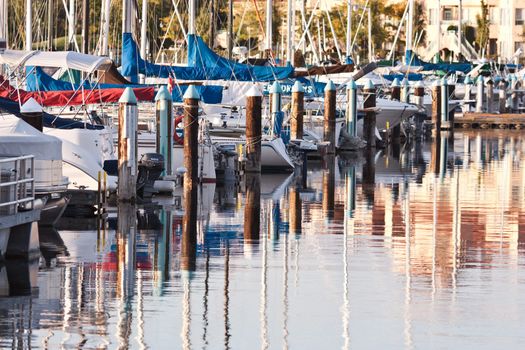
26,66,223,104
405,50,472,73
0,97,105,130
121,32,294,82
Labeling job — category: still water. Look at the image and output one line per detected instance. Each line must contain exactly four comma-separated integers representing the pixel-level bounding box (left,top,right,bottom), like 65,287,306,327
1,130,525,349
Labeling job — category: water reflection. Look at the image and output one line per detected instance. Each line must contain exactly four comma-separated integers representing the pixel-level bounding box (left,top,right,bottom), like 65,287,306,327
0,131,524,348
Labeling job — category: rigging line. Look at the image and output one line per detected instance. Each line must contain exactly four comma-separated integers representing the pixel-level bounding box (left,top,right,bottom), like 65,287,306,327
295,0,321,50
350,0,369,54
154,10,176,64
236,0,250,38
250,0,267,48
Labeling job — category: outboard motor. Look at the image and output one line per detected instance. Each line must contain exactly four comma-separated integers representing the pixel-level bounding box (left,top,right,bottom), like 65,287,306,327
136,153,164,201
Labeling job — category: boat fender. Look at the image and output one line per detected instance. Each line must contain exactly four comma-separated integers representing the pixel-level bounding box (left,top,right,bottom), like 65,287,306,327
173,115,184,145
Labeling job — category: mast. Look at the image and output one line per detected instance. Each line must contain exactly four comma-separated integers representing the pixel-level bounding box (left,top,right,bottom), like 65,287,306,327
188,0,195,35
122,0,132,34
406,0,413,52
367,7,372,62
82,0,90,53
436,0,440,60
139,0,148,83
68,0,76,50
47,0,53,50
0,0,8,46
140,0,148,58
265,0,273,53
26,0,32,51
457,0,462,60
209,0,215,47
286,0,294,65
101,0,110,56
346,0,352,62
228,0,233,59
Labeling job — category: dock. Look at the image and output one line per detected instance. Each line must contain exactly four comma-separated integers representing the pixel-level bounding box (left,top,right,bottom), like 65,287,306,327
455,112,525,129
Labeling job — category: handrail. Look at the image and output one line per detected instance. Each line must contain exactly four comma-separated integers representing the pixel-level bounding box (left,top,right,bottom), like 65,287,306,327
0,155,35,215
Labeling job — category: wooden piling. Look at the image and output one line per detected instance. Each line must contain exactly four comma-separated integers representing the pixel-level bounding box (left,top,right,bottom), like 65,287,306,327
324,80,337,154
413,81,425,108
155,86,173,175
363,80,377,149
390,78,401,101
290,81,304,140
431,80,442,130
245,85,263,173
118,87,138,202
244,172,261,242
389,78,402,142
183,85,201,186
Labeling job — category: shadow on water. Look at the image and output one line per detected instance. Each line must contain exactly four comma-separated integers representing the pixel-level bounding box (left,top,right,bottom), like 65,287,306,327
1,131,525,348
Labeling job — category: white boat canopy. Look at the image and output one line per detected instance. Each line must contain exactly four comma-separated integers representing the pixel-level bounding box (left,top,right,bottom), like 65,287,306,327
0,50,113,73
0,49,39,68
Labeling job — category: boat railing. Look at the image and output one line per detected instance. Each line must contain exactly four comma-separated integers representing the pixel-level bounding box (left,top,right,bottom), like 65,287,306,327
0,155,35,216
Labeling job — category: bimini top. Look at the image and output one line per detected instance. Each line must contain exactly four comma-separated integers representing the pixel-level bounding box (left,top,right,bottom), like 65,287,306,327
0,49,39,68
0,50,113,73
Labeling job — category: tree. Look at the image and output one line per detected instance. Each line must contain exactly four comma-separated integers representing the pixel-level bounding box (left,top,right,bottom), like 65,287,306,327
475,0,490,53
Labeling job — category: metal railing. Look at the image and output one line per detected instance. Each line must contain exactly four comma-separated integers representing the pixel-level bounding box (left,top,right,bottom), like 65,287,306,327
0,155,35,216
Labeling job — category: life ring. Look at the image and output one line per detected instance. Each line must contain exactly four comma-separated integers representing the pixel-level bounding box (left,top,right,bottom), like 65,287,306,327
173,115,184,145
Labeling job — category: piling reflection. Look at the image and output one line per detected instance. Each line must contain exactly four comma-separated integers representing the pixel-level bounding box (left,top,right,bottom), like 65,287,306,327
0,131,523,348
322,155,336,218
181,182,198,272
244,173,261,243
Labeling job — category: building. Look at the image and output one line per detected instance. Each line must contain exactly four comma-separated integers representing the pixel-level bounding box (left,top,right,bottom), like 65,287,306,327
425,0,525,61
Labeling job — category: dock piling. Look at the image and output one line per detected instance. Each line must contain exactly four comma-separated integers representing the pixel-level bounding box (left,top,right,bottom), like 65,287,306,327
290,81,304,140
245,85,263,173
20,98,43,132
498,80,507,114
486,78,494,114
269,82,284,138
346,79,358,138
183,85,201,186
324,80,337,153
390,78,401,101
117,87,138,202
440,78,450,129
401,78,410,104
463,76,473,113
431,79,442,130
475,76,484,113
155,86,173,175
363,80,377,149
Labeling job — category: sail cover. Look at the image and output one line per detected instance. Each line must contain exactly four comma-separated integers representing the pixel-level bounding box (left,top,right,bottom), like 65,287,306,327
121,33,293,82
25,66,223,104
405,50,472,73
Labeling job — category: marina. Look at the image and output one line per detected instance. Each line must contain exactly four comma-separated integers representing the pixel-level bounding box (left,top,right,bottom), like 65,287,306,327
1,0,525,348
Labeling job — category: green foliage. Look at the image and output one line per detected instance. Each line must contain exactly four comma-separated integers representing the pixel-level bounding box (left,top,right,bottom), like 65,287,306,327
475,0,490,52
